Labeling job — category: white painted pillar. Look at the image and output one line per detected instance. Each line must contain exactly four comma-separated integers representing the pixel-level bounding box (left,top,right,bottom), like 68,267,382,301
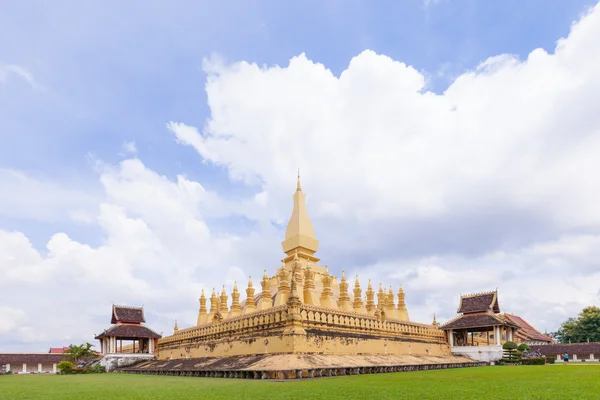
149,338,154,354
590,353,595,361
448,329,454,348
573,354,578,361
52,363,57,374
22,363,26,373
495,326,501,345
38,363,42,373
6,363,9,373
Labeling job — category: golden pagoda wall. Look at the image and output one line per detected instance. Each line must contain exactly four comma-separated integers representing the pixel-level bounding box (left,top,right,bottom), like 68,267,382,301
156,303,449,360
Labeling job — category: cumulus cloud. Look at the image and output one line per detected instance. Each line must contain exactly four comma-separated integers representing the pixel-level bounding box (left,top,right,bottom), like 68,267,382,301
3,3,600,352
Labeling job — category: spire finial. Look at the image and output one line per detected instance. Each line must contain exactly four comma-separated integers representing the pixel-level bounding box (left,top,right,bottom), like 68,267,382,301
297,168,301,191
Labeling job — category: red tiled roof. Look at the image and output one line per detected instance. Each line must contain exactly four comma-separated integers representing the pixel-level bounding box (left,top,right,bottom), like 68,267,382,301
95,324,161,340
503,314,553,343
48,347,70,354
457,291,500,314
111,305,145,324
0,353,66,363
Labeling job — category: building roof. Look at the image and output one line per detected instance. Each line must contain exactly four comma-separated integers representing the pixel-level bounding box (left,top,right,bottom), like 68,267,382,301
111,305,145,324
534,342,600,356
440,312,520,330
0,353,66,364
457,291,500,314
95,324,162,340
48,347,70,354
503,314,553,343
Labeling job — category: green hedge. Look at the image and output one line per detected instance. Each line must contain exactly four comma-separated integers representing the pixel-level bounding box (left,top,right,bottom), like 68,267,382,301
521,357,546,365
58,361,105,374
546,356,556,364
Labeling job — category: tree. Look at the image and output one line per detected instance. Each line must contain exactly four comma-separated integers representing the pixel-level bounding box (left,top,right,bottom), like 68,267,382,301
552,306,600,343
63,343,98,364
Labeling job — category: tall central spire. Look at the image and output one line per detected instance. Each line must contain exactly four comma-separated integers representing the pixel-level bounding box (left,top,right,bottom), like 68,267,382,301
282,170,319,257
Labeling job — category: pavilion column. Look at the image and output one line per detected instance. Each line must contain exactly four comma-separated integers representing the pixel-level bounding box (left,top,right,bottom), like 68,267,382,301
53,363,57,374
447,329,454,348
494,326,500,345
38,363,42,373
22,363,26,373
149,338,154,354
508,327,513,342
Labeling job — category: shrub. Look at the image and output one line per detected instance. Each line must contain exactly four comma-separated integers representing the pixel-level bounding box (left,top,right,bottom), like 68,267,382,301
517,343,531,352
521,357,546,365
57,361,74,374
546,356,556,364
502,341,521,364
88,364,106,373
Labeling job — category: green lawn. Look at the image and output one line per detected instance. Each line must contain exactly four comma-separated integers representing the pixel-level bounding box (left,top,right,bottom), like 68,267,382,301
1,365,598,400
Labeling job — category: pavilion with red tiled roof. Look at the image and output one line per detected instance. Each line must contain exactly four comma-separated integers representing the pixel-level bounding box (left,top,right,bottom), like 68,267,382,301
440,290,520,347
95,305,161,356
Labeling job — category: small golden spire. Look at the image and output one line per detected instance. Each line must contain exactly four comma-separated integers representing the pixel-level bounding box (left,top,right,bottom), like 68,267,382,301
248,276,253,288
355,274,360,287
233,281,238,292
432,313,438,326
341,269,346,282
174,319,179,332
325,264,329,274
297,168,301,191
263,269,268,278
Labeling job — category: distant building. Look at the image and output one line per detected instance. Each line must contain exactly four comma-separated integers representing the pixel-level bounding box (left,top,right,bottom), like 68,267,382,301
502,314,553,345
48,347,70,354
536,342,600,362
0,353,64,374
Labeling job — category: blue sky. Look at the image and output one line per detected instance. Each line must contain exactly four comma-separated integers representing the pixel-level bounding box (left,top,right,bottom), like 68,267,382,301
2,1,600,350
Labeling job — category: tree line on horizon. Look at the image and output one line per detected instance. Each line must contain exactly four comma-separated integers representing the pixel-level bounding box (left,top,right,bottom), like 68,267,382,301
551,306,600,344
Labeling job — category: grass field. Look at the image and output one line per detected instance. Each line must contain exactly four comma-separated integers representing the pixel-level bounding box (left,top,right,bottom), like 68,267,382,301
1,365,599,400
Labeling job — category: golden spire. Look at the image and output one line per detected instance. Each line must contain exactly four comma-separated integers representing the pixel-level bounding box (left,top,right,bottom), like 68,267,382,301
366,278,375,314
338,269,352,312
353,275,366,313
174,319,179,332
230,281,242,316
282,172,319,256
244,276,256,314
432,313,438,327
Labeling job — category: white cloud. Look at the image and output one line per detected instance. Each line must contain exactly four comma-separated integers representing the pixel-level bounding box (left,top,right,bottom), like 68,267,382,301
171,3,600,231
0,64,37,89
0,169,99,223
122,141,137,155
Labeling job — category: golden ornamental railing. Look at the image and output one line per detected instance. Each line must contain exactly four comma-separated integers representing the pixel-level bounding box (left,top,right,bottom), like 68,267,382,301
158,304,445,347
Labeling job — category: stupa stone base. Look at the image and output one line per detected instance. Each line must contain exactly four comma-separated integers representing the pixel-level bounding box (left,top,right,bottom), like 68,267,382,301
119,354,485,379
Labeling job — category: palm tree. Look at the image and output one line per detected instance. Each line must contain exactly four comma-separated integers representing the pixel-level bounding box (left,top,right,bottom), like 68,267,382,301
64,343,98,364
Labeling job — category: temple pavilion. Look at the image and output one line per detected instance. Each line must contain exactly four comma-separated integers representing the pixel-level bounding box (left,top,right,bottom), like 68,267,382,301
156,173,449,361
95,305,161,355
439,291,521,362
